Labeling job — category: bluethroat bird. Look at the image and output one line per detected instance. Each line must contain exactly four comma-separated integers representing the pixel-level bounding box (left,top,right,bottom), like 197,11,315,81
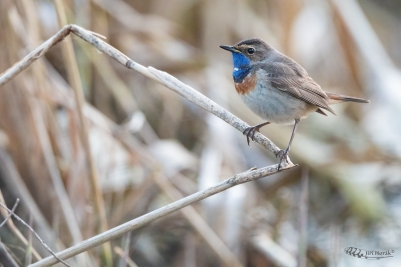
220,38,369,170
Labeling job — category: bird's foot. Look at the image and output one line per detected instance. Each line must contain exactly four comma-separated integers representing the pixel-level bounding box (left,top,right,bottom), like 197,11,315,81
243,126,260,146
242,122,270,146
275,148,290,171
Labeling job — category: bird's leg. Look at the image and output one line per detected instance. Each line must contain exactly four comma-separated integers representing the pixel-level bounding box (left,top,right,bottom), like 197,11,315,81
276,119,300,171
243,122,270,146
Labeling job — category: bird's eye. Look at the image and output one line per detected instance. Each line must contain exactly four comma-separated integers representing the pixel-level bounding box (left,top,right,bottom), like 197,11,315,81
247,48,255,54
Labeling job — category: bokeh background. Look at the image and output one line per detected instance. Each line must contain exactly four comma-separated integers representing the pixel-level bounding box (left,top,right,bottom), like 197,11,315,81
0,0,401,266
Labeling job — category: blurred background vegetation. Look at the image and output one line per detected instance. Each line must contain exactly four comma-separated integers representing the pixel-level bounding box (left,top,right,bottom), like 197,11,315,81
0,0,400,266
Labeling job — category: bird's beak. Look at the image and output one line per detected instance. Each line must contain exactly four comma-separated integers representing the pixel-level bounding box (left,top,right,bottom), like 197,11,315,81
219,45,239,53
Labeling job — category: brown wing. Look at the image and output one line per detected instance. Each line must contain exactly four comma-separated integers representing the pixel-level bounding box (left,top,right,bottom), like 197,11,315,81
259,57,336,115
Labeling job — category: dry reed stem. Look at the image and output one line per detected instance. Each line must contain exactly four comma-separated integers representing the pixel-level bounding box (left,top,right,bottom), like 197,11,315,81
30,164,296,266
0,24,71,86
54,2,112,265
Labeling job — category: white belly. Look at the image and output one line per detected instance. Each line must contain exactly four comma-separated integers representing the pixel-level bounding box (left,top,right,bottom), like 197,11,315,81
239,82,317,124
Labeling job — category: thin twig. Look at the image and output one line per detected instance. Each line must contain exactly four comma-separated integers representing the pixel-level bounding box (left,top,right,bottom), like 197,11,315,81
114,246,139,267
0,198,19,228
29,164,296,267
0,191,42,261
0,201,71,267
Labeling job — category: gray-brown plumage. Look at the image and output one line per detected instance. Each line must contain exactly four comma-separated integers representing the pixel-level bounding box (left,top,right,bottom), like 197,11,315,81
220,38,369,170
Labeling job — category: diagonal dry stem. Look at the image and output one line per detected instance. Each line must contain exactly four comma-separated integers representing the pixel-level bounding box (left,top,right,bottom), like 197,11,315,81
30,164,296,266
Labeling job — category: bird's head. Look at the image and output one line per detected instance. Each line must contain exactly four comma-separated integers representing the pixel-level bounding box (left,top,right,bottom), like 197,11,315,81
220,38,273,69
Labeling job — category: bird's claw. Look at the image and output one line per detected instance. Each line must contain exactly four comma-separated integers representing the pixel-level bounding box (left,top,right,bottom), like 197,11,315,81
243,126,258,146
275,148,290,171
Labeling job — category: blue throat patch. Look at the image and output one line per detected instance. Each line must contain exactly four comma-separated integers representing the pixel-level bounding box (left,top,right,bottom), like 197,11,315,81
231,52,251,83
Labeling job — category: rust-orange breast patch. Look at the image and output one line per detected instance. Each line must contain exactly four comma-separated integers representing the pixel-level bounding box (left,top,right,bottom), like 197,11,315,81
234,74,257,95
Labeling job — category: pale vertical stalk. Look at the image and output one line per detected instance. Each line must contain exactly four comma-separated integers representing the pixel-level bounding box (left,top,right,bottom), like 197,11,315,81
54,1,112,265
297,168,309,267
25,213,33,265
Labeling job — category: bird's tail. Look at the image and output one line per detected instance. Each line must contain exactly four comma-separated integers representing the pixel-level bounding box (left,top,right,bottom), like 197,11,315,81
326,92,370,105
